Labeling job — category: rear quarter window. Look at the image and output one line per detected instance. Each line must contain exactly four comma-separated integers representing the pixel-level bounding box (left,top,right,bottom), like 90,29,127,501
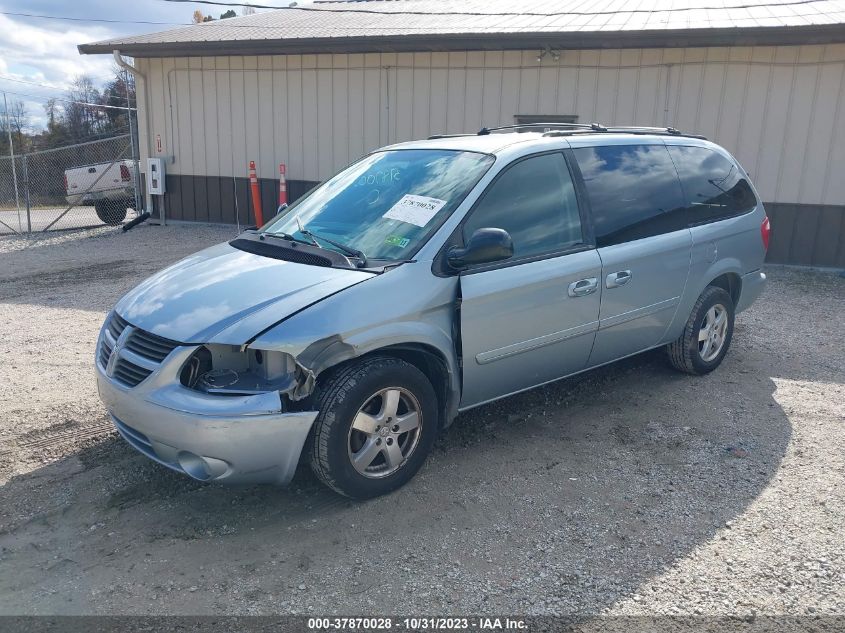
667,145,758,226
572,144,687,248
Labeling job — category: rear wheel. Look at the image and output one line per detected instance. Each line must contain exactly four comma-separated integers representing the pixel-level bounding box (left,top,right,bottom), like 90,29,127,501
94,200,128,225
309,357,438,499
667,286,735,375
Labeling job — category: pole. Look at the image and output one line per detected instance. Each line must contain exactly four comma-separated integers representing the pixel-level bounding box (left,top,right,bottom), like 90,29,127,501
124,70,142,216
3,91,22,231
112,51,154,224
233,174,240,234
22,154,31,233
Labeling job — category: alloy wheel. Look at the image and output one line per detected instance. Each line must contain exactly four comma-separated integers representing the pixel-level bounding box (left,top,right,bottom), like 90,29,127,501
698,303,729,362
347,387,423,478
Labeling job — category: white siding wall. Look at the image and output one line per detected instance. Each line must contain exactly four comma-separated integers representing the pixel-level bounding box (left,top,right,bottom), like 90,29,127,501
136,44,845,205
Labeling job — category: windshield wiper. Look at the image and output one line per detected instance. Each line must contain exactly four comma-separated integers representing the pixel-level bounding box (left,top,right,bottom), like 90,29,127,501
299,227,368,267
256,226,368,269
259,231,312,246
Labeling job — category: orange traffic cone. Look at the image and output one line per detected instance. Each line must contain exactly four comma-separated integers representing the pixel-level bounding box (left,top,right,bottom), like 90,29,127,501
248,160,264,226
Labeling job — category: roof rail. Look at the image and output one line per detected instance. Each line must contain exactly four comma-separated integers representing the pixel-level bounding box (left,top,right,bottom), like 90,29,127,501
541,125,707,140
426,133,476,139
430,124,707,141
478,122,605,135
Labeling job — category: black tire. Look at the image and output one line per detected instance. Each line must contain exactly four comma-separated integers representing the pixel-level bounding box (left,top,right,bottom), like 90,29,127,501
309,356,438,499
667,286,735,375
94,200,128,225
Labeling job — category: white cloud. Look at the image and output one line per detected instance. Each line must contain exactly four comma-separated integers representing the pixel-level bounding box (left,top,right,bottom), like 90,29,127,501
0,2,263,131
0,14,119,129
0,14,117,81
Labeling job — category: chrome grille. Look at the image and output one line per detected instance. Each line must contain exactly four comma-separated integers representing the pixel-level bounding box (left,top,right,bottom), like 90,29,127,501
98,334,113,368
113,361,152,387
107,312,128,340
125,328,180,363
98,312,181,388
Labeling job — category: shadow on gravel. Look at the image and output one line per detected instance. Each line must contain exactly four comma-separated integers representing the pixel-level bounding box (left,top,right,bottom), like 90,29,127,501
0,225,231,310
0,261,139,303
0,346,792,615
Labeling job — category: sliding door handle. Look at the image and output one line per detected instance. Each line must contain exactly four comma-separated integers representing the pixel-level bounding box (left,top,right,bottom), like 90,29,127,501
606,270,632,288
568,277,598,297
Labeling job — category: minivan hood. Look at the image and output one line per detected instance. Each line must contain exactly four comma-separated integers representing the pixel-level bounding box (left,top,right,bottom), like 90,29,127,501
115,242,371,345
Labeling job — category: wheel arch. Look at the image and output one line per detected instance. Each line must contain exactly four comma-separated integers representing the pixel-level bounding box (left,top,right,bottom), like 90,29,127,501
707,272,742,307
663,259,743,344
297,328,461,430
692,258,744,308
357,343,453,430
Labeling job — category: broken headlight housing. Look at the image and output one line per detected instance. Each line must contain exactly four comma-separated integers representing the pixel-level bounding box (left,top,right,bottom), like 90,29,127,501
180,344,299,397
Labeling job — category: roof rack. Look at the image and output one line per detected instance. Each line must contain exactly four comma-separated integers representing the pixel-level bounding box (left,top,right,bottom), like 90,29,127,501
426,133,476,139
473,122,705,140
477,122,604,135
427,123,707,141
542,125,706,140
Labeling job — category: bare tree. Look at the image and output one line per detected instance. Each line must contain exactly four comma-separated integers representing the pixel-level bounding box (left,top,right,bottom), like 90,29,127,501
7,100,27,136
44,98,59,128
100,63,136,134
63,75,105,140
242,5,256,15
40,97,69,147
1,98,28,151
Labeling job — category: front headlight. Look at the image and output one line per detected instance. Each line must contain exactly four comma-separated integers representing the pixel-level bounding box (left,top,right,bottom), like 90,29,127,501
180,344,298,396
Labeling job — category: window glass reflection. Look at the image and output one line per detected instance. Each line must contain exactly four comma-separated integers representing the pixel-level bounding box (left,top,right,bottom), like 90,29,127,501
573,144,687,247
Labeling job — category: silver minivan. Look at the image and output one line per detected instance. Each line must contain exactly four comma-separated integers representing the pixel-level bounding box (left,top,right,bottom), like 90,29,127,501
96,124,769,498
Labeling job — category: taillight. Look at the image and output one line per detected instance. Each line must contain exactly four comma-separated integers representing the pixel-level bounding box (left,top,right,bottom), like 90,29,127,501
761,216,771,252
63,174,68,191
119,164,131,181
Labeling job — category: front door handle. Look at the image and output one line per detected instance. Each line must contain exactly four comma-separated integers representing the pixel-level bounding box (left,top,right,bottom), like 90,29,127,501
606,270,632,288
568,277,598,297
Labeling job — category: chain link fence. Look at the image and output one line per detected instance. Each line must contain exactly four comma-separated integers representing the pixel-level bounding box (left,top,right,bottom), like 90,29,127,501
0,135,141,235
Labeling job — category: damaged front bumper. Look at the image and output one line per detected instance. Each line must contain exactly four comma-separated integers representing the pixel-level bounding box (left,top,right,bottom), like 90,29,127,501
96,346,318,485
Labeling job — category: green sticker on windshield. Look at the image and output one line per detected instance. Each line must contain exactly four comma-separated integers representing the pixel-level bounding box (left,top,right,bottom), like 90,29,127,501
385,235,410,248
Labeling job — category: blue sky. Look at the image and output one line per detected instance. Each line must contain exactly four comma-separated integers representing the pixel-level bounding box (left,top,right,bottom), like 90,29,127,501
0,0,277,129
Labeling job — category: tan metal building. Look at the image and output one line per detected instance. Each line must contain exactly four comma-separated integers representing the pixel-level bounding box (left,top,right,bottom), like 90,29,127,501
80,0,845,267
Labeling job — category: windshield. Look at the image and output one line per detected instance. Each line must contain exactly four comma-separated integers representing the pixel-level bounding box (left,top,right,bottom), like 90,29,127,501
261,149,494,261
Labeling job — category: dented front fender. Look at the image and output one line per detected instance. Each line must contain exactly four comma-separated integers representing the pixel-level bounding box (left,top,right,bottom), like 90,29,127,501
248,262,462,422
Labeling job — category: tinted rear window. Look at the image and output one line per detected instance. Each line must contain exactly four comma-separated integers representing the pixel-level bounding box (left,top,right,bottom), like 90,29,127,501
573,144,687,247
667,145,757,225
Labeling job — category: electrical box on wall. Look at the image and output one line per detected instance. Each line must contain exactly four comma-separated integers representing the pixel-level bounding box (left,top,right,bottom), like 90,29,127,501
146,158,166,195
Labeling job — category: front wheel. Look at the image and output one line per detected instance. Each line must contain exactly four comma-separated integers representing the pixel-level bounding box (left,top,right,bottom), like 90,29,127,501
94,200,128,225
308,357,438,498
667,286,735,375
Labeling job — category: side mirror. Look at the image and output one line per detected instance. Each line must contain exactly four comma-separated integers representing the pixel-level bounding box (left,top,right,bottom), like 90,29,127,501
447,228,514,270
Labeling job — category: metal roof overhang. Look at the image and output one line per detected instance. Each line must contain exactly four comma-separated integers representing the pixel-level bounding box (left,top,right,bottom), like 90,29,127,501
78,24,845,57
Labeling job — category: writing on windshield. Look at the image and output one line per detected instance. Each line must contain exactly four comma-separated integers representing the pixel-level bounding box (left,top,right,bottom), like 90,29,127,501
263,149,494,261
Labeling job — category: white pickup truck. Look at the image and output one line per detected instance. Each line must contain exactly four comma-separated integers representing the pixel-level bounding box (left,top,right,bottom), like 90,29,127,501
64,159,137,225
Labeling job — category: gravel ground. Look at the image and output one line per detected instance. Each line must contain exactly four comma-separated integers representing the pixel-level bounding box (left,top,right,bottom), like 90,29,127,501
0,225,842,617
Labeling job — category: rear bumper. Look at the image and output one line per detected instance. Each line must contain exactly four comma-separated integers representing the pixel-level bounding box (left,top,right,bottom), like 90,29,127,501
96,350,318,485
736,270,767,313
